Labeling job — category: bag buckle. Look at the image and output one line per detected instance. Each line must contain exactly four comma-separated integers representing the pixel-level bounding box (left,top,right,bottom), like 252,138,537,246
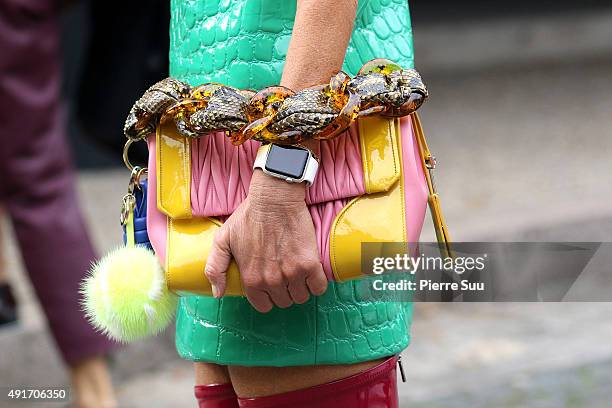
425,155,436,170
425,155,438,193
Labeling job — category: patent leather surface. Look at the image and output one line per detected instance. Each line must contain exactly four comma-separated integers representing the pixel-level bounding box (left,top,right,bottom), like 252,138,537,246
195,384,239,408
169,0,416,365
157,128,191,219
167,215,244,297
331,117,405,282
169,0,414,88
237,356,399,408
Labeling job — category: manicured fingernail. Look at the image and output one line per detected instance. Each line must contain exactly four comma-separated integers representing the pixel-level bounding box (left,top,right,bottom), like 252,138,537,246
211,284,220,298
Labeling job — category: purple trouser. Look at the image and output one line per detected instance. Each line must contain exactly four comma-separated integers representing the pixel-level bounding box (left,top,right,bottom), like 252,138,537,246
0,1,117,364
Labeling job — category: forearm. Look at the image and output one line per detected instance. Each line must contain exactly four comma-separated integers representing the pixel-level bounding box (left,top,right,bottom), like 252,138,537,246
280,0,357,91
280,0,357,153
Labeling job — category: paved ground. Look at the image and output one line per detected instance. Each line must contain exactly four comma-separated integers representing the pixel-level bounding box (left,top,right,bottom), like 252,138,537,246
2,9,612,408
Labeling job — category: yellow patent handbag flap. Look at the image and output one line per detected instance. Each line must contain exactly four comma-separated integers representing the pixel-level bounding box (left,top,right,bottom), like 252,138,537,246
330,117,407,282
156,125,192,219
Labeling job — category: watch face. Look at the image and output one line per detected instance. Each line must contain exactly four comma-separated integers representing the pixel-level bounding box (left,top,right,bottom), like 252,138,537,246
265,145,309,179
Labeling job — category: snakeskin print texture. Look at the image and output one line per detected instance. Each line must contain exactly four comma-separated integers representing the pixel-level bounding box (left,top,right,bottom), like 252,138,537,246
170,0,415,366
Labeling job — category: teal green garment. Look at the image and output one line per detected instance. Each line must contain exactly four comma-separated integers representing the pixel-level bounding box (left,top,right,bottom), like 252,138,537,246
170,0,415,366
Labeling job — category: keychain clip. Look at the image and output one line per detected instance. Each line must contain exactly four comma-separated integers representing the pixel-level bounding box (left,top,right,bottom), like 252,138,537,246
120,166,147,226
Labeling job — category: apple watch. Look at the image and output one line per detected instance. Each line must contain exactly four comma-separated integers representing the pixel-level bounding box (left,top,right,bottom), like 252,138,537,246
253,144,319,186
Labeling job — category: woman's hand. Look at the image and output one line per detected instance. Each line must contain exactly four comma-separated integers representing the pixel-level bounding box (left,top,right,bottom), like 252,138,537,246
205,170,328,312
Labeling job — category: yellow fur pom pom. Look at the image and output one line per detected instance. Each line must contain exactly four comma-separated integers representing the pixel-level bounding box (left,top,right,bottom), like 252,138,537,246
81,246,177,343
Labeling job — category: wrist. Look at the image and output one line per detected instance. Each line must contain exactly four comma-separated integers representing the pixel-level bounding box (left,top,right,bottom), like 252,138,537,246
249,170,306,209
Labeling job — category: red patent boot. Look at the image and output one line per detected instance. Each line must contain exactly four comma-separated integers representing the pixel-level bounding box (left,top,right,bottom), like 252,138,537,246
195,383,239,408
237,356,399,408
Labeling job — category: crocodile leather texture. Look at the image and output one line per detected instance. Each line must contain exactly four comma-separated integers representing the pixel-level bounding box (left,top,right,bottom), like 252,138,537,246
171,0,415,366
170,0,414,87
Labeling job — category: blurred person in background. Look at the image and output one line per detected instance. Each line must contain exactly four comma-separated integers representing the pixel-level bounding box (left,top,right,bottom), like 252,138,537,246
0,1,117,407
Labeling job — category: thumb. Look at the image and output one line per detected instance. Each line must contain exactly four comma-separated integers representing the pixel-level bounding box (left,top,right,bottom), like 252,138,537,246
205,226,232,298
